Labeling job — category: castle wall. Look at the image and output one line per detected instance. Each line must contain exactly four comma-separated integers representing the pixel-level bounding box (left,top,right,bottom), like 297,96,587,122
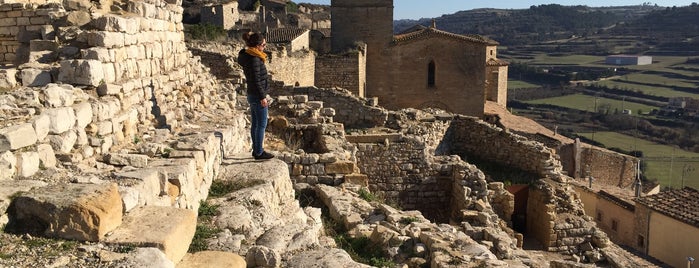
382,37,487,117
314,47,366,97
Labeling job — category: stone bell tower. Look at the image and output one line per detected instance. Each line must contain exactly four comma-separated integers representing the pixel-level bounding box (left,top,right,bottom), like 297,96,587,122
330,0,393,97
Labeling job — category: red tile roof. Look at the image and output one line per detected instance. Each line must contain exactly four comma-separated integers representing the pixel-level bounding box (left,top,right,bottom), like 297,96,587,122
635,187,699,228
266,28,308,43
393,27,499,46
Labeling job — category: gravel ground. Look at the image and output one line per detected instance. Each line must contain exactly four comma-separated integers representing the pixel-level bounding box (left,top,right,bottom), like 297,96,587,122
0,232,132,268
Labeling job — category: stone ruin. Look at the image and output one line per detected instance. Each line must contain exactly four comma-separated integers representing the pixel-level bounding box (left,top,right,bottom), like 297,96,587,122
0,0,659,267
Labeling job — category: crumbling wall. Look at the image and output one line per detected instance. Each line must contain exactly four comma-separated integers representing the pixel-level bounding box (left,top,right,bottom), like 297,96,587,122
0,0,244,211
448,117,565,180
271,85,388,129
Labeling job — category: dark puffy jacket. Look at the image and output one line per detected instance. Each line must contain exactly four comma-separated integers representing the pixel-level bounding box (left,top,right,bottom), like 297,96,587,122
237,49,269,101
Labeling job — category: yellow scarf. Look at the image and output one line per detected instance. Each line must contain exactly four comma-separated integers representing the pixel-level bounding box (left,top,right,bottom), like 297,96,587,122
245,47,267,63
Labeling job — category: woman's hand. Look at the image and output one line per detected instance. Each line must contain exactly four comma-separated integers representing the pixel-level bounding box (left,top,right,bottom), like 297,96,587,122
261,98,268,107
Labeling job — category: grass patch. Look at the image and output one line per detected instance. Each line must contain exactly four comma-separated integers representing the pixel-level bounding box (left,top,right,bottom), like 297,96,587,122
209,179,266,198
189,224,222,253
321,210,395,268
508,79,541,89
525,93,658,114
357,188,378,202
198,201,220,220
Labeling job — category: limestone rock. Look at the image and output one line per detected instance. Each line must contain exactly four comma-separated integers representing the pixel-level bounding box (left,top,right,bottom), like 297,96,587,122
286,248,372,268
0,123,38,151
104,206,197,263
245,246,280,268
177,251,245,268
42,83,76,108
0,151,16,180
16,151,40,177
44,107,76,134
106,153,149,167
6,183,123,241
122,247,175,268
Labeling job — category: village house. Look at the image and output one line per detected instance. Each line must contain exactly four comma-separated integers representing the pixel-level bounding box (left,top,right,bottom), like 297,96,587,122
574,180,699,268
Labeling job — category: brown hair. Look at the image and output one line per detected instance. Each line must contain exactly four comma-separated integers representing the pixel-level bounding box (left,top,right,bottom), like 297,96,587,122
242,32,265,47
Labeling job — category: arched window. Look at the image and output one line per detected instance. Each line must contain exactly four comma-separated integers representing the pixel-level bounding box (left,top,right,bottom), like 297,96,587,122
427,60,436,87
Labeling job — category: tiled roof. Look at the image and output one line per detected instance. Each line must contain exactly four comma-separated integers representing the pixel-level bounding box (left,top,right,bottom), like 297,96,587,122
599,190,635,211
635,187,699,228
265,28,308,43
486,58,509,66
393,27,499,46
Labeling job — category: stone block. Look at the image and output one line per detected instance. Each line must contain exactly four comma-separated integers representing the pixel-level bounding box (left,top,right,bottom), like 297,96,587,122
33,114,50,141
106,153,148,168
343,174,368,187
0,151,16,180
42,83,75,107
93,15,140,34
0,123,38,151
7,183,123,242
73,102,93,128
36,143,56,168
44,107,76,134
28,51,57,64
179,251,246,268
0,68,18,89
87,31,125,48
104,206,196,263
16,151,39,177
58,59,105,87
21,68,52,87
48,131,77,154
97,83,121,96
82,47,111,61
324,161,356,174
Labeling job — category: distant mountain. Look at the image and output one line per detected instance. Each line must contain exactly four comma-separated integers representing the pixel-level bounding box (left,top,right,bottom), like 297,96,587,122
394,4,668,46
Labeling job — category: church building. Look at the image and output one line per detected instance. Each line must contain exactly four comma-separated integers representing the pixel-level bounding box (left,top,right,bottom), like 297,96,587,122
329,0,509,117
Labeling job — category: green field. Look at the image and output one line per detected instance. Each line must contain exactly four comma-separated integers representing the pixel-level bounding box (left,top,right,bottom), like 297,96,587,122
525,94,659,114
594,80,699,99
508,79,541,89
578,131,699,189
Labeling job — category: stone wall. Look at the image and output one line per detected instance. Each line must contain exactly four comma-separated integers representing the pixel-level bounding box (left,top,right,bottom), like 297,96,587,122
267,47,315,87
199,2,238,30
271,85,387,129
352,135,453,222
448,117,565,180
0,3,56,65
559,142,637,188
384,37,487,117
314,47,366,97
0,0,245,211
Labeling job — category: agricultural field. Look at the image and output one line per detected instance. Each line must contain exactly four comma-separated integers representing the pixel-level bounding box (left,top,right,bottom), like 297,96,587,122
524,94,659,114
508,79,540,89
577,131,699,190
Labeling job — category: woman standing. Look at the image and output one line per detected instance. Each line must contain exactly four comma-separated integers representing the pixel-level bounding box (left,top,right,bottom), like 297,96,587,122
238,32,274,160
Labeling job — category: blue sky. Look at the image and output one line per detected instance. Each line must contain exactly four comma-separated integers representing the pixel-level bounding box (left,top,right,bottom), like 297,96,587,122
299,1,697,19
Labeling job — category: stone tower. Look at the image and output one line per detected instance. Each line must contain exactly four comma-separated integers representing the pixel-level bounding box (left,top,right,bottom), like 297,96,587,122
330,0,393,52
330,0,393,96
